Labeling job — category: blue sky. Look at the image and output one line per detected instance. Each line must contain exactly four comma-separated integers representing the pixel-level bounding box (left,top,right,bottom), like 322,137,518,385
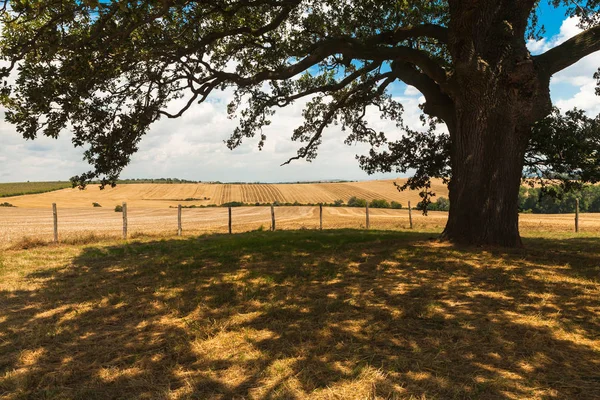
0,5,598,183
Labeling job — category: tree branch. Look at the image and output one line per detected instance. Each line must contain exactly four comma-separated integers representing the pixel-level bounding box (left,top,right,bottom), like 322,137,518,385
534,25,600,77
207,38,447,88
373,24,449,44
391,61,455,127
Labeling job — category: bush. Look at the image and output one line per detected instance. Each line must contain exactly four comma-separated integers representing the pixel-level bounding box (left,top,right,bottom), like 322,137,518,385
0,202,15,207
92,202,102,207
369,199,390,209
333,199,344,207
347,196,367,207
433,197,450,211
390,201,403,209
114,205,123,212
222,201,245,207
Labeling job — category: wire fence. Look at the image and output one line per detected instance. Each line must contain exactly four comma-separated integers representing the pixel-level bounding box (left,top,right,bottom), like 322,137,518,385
1,202,596,248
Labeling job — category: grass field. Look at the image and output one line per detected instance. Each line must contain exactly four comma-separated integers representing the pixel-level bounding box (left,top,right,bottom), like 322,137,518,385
0,230,598,399
0,182,71,198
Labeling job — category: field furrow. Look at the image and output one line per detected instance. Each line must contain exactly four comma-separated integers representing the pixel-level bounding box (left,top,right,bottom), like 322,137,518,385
0,179,446,209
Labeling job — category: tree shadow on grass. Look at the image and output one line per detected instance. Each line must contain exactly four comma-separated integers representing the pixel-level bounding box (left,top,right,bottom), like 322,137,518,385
0,230,599,399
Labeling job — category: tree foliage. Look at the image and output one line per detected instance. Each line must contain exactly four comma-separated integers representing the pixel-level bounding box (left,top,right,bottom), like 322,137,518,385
0,0,599,198
526,107,600,190
519,185,600,213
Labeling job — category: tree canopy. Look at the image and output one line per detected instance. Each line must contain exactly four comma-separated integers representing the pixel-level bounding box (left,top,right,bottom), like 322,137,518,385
1,1,600,245
0,1,597,186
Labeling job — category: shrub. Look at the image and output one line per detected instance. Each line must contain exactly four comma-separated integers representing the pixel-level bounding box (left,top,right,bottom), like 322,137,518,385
435,197,450,211
333,199,344,207
222,201,245,207
390,201,402,209
0,202,15,207
347,196,367,207
417,197,450,212
92,202,102,207
114,205,123,212
369,199,390,209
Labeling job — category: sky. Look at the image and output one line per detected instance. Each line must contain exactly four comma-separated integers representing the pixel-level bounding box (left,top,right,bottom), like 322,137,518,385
0,5,599,183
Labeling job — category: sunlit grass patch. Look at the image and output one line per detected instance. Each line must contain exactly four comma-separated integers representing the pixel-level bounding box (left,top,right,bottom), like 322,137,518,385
0,230,598,399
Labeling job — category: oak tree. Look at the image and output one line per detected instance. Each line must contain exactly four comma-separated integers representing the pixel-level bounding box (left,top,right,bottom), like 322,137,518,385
2,0,600,246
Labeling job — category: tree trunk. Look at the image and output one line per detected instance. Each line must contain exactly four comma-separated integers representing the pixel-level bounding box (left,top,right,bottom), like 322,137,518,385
442,111,530,247
439,5,552,247
439,63,551,246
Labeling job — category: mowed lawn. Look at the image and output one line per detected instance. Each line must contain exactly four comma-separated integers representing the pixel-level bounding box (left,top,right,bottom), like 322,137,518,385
0,231,599,399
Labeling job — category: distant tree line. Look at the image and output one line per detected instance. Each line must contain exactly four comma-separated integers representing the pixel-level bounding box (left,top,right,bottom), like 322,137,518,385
113,178,199,184
519,185,600,213
411,186,600,214
173,198,405,209
417,197,450,212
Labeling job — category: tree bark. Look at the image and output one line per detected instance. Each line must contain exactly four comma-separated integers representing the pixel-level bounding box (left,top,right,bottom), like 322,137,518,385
439,64,552,246
436,2,555,247
442,113,530,247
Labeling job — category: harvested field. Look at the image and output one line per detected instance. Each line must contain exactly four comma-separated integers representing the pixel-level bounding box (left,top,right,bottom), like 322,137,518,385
0,179,447,208
1,206,599,248
1,178,598,247
1,230,599,399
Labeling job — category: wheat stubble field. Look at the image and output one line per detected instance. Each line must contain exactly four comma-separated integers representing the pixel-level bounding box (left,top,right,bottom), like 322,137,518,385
1,178,600,247
1,179,449,208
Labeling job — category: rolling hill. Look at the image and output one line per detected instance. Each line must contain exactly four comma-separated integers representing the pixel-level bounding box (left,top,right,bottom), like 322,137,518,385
1,179,449,209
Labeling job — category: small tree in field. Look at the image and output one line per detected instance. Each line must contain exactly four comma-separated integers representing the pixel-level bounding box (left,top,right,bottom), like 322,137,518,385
2,1,600,246
347,197,367,208
369,199,391,209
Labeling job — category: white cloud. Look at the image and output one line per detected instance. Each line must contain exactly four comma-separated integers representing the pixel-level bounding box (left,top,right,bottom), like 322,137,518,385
535,18,600,115
527,17,582,55
404,85,421,97
527,17,600,115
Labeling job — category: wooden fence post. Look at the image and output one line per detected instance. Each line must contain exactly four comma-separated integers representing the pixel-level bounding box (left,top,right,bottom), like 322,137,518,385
228,206,232,234
319,204,323,230
575,198,580,233
271,204,276,231
366,203,370,229
122,202,128,239
408,201,413,229
177,204,182,236
52,203,58,243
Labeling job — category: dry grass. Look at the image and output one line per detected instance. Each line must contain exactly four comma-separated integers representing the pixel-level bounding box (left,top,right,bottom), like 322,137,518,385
1,205,600,249
0,230,599,399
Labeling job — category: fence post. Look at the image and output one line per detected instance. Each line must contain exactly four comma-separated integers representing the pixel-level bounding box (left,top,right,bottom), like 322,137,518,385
228,206,232,234
319,204,323,230
575,198,580,233
408,201,413,229
177,204,182,236
52,203,58,243
122,202,128,239
366,203,370,230
271,204,276,231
